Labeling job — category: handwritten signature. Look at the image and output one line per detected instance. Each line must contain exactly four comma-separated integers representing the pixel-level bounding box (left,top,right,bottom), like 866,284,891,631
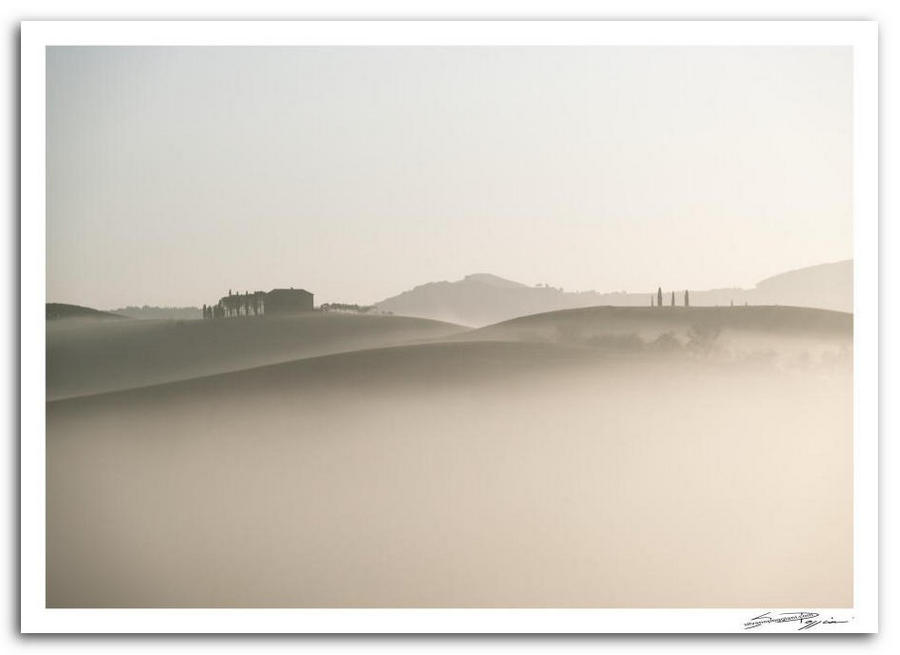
744,611,850,631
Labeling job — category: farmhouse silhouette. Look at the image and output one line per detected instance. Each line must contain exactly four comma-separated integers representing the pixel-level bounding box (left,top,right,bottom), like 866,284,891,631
202,288,313,319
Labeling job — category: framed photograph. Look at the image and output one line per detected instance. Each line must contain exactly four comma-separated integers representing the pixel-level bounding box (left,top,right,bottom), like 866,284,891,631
20,20,878,633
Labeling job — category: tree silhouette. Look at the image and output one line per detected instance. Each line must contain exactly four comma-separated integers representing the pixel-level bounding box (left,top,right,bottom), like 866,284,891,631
657,287,662,308
684,290,690,307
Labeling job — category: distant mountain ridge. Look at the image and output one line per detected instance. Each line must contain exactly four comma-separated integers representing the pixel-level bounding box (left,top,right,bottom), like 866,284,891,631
376,260,853,326
461,273,528,289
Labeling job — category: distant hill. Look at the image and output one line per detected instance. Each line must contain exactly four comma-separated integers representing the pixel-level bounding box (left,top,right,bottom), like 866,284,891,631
375,260,852,326
375,273,612,326
108,305,202,320
752,260,852,310
46,303,126,321
460,273,529,289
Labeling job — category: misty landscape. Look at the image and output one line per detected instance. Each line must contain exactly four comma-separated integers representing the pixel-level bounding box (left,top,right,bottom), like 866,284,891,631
45,45,853,609
46,265,853,607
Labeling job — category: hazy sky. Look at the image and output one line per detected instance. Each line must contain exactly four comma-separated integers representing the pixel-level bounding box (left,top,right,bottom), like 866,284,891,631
46,46,852,308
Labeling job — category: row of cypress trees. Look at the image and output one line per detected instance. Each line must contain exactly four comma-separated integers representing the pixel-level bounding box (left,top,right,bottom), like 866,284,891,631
651,288,689,307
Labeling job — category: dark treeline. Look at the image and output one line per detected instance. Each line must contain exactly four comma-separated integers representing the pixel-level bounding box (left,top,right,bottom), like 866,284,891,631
319,303,380,314
110,306,201,320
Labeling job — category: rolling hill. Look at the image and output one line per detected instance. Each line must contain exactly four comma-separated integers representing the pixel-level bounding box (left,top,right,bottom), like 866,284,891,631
46,311,466,400
465,305,852,343
46,303,126,321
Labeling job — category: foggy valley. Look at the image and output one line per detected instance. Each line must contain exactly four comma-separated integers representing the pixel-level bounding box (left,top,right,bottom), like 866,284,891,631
46,297,853,607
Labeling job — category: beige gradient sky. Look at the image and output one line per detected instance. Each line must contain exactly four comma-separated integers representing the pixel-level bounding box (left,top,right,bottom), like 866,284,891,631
46,46,852,308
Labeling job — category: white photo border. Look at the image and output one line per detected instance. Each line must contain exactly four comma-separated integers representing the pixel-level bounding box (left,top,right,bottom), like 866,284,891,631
20,20,879,634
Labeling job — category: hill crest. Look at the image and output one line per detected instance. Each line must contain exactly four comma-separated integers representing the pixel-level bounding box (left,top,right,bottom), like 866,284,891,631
46,303,126,321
